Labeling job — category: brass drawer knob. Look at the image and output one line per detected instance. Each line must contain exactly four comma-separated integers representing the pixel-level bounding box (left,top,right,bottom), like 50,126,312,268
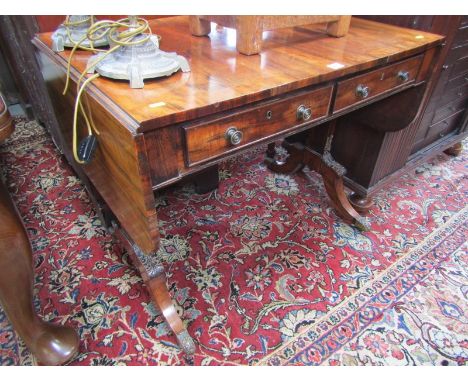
397,70,410,82
225,127,243,146
297,105,312,121
355,84,370,99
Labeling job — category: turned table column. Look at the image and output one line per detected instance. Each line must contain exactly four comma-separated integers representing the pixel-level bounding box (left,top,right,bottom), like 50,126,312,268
0,94,79,365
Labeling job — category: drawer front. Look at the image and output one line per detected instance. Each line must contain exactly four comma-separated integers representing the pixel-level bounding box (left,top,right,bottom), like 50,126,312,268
334,55,423,113
184,86,333,166
432,96,467,125
451,56,468,79
453,24,468,47
439,82,468,108
446,41,468,65
427,109,465,141
447,72,468,91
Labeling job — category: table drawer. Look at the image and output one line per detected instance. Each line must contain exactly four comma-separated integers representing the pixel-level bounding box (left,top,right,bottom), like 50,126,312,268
183,85,333,166
333,55,423,113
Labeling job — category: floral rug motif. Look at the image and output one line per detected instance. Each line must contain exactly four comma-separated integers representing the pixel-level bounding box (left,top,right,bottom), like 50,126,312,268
0,119,467,366
324,242,468,366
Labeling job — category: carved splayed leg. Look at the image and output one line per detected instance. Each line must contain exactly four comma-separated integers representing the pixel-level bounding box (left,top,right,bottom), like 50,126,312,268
266,128,369,230
303,146,370,231
114,227,196,355
132,252,196,354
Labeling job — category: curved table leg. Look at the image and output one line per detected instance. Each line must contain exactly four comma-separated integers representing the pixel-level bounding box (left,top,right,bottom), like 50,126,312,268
114,227,196,355
145,271,196,354
266,140,369,231
303,148,370,231
0,181,79,365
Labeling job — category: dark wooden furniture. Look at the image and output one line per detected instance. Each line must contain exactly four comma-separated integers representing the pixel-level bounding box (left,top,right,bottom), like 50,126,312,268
0,93,79,365
32,16,444,353
409,16,468,155
314,16,468,208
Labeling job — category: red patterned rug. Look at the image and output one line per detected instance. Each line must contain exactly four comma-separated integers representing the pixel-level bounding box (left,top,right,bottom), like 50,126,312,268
0,119,467,366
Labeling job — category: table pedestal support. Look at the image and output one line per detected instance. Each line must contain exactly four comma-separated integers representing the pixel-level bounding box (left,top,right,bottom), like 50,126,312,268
266,132,369,231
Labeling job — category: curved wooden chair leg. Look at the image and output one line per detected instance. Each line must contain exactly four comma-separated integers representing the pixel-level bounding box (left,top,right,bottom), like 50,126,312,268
0,182,79,365
0,93,14,142
304,148,370,230
114,227,196,355
265,141,305,174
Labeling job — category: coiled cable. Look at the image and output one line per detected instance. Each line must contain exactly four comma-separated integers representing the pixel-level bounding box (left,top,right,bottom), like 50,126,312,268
63,17,154,164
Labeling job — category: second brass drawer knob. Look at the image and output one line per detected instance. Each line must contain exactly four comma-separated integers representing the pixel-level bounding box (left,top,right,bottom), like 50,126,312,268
355,84,370,99
297,105,312,121
225,127,243,146
397,70,410,82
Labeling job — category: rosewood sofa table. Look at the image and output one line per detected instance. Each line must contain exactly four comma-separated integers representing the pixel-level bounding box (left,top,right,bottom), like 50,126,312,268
32,16,444,354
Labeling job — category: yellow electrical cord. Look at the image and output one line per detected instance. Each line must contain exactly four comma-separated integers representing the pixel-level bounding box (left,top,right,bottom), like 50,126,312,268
63,17,154,164
63,16,95,49
72,73,99,163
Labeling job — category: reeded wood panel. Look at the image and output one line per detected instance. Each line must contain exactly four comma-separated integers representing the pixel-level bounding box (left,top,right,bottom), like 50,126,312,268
184,85,333,166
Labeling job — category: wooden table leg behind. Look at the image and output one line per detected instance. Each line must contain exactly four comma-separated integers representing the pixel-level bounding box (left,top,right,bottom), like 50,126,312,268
348,192,373,214
0,180,79,365
113,226,196,355
444,142,464,157
265,124,369,230
192,164,219,194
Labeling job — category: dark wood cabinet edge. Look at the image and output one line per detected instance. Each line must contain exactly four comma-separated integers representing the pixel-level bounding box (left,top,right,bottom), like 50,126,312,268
344,129,468,199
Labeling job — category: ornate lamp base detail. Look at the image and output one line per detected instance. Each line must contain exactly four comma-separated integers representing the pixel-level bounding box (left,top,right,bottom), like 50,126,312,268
87,34,190,89
51,15,108,52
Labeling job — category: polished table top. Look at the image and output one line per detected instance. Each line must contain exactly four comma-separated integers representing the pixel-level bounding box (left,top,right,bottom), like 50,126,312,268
35,16,443,132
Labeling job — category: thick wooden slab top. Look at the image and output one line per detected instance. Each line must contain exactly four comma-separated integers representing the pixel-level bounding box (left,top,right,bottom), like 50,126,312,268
33,16,444,132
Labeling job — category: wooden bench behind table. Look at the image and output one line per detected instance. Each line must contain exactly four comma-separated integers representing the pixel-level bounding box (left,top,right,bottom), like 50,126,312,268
32,16,444,354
